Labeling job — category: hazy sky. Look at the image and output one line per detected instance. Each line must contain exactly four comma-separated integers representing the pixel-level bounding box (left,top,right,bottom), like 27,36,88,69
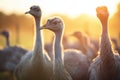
0,0,120,17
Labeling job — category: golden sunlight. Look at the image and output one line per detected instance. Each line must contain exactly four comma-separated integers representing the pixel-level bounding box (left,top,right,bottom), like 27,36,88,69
0,0,119,16
0,0,120,49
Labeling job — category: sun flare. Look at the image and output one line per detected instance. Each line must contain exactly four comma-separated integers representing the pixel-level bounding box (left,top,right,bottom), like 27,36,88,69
0,0,120,49
0,0,119,17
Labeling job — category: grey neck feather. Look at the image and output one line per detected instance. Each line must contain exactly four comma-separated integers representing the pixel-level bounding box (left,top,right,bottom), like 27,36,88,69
78,37,87,54
53,30,73,80
100,21,114,63
6,35,10,47
54,31,63,64
33,17,44,59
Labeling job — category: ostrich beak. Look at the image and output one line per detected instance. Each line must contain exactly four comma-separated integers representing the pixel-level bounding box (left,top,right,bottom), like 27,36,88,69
25,11,30,14
39,24,48,30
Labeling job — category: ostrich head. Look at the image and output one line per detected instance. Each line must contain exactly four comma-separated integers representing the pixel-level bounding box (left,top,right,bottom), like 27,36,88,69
25,5,41,18
96,6,109,24
0,30,9,38
40,17,64,33
71,31,89,47
71,31,83,39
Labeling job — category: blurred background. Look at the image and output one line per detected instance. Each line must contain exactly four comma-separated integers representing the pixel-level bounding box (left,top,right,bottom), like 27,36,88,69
0,0,120,50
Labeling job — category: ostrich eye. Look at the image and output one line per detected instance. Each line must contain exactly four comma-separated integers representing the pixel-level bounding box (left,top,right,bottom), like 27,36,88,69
52,21,57,25
30,7,40,11
34,8,40,11
48,19,50,22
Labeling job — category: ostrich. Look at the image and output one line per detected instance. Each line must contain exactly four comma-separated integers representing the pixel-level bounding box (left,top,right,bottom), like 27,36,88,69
0,30,27,80
111,38,120,55
40,17,89,80
0,30,10,69
89,6,120,80
71,31,98,62
40,17,73,80
14,5,53,80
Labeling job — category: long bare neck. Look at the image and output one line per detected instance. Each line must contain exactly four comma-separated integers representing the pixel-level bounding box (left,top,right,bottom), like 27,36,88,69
100,19,114,62
53,26,73,80
78,36,87,54
54,31,63,64
33,17,44,59
6,35,10,47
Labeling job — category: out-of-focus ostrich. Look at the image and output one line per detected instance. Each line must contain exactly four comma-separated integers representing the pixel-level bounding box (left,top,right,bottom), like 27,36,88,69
111,38,120,55
0,30,27,80
14,5,53,80
89,6,120,80
64,49,89,80
0,30,27,72
40,17,89,80
71,31,98,62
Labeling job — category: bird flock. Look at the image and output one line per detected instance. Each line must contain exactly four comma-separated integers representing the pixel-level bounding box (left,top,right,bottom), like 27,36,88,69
0,5,120,80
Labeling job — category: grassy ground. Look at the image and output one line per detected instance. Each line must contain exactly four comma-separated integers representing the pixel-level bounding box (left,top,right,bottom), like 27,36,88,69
0,71,16,80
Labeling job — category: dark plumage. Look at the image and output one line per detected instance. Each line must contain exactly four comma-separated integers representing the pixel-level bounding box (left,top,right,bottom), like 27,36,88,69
0,46,27,72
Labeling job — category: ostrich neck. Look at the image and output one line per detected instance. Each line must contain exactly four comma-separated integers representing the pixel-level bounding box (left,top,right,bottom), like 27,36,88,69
33,17,44,59
78,37,87,54
6,36,10,47
100,20,114,63
54,31,63,64
101,22,108,34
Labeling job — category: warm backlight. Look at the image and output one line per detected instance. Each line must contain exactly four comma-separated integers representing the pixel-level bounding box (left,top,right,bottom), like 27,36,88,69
0,0,120,49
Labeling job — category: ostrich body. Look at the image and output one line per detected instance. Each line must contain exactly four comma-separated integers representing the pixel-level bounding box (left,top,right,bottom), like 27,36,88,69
0,30,27,72
0,46,27,72
40,17,89,80
89,6,120,80
15,5,53,80
64,49,89,80
71,31,98,62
